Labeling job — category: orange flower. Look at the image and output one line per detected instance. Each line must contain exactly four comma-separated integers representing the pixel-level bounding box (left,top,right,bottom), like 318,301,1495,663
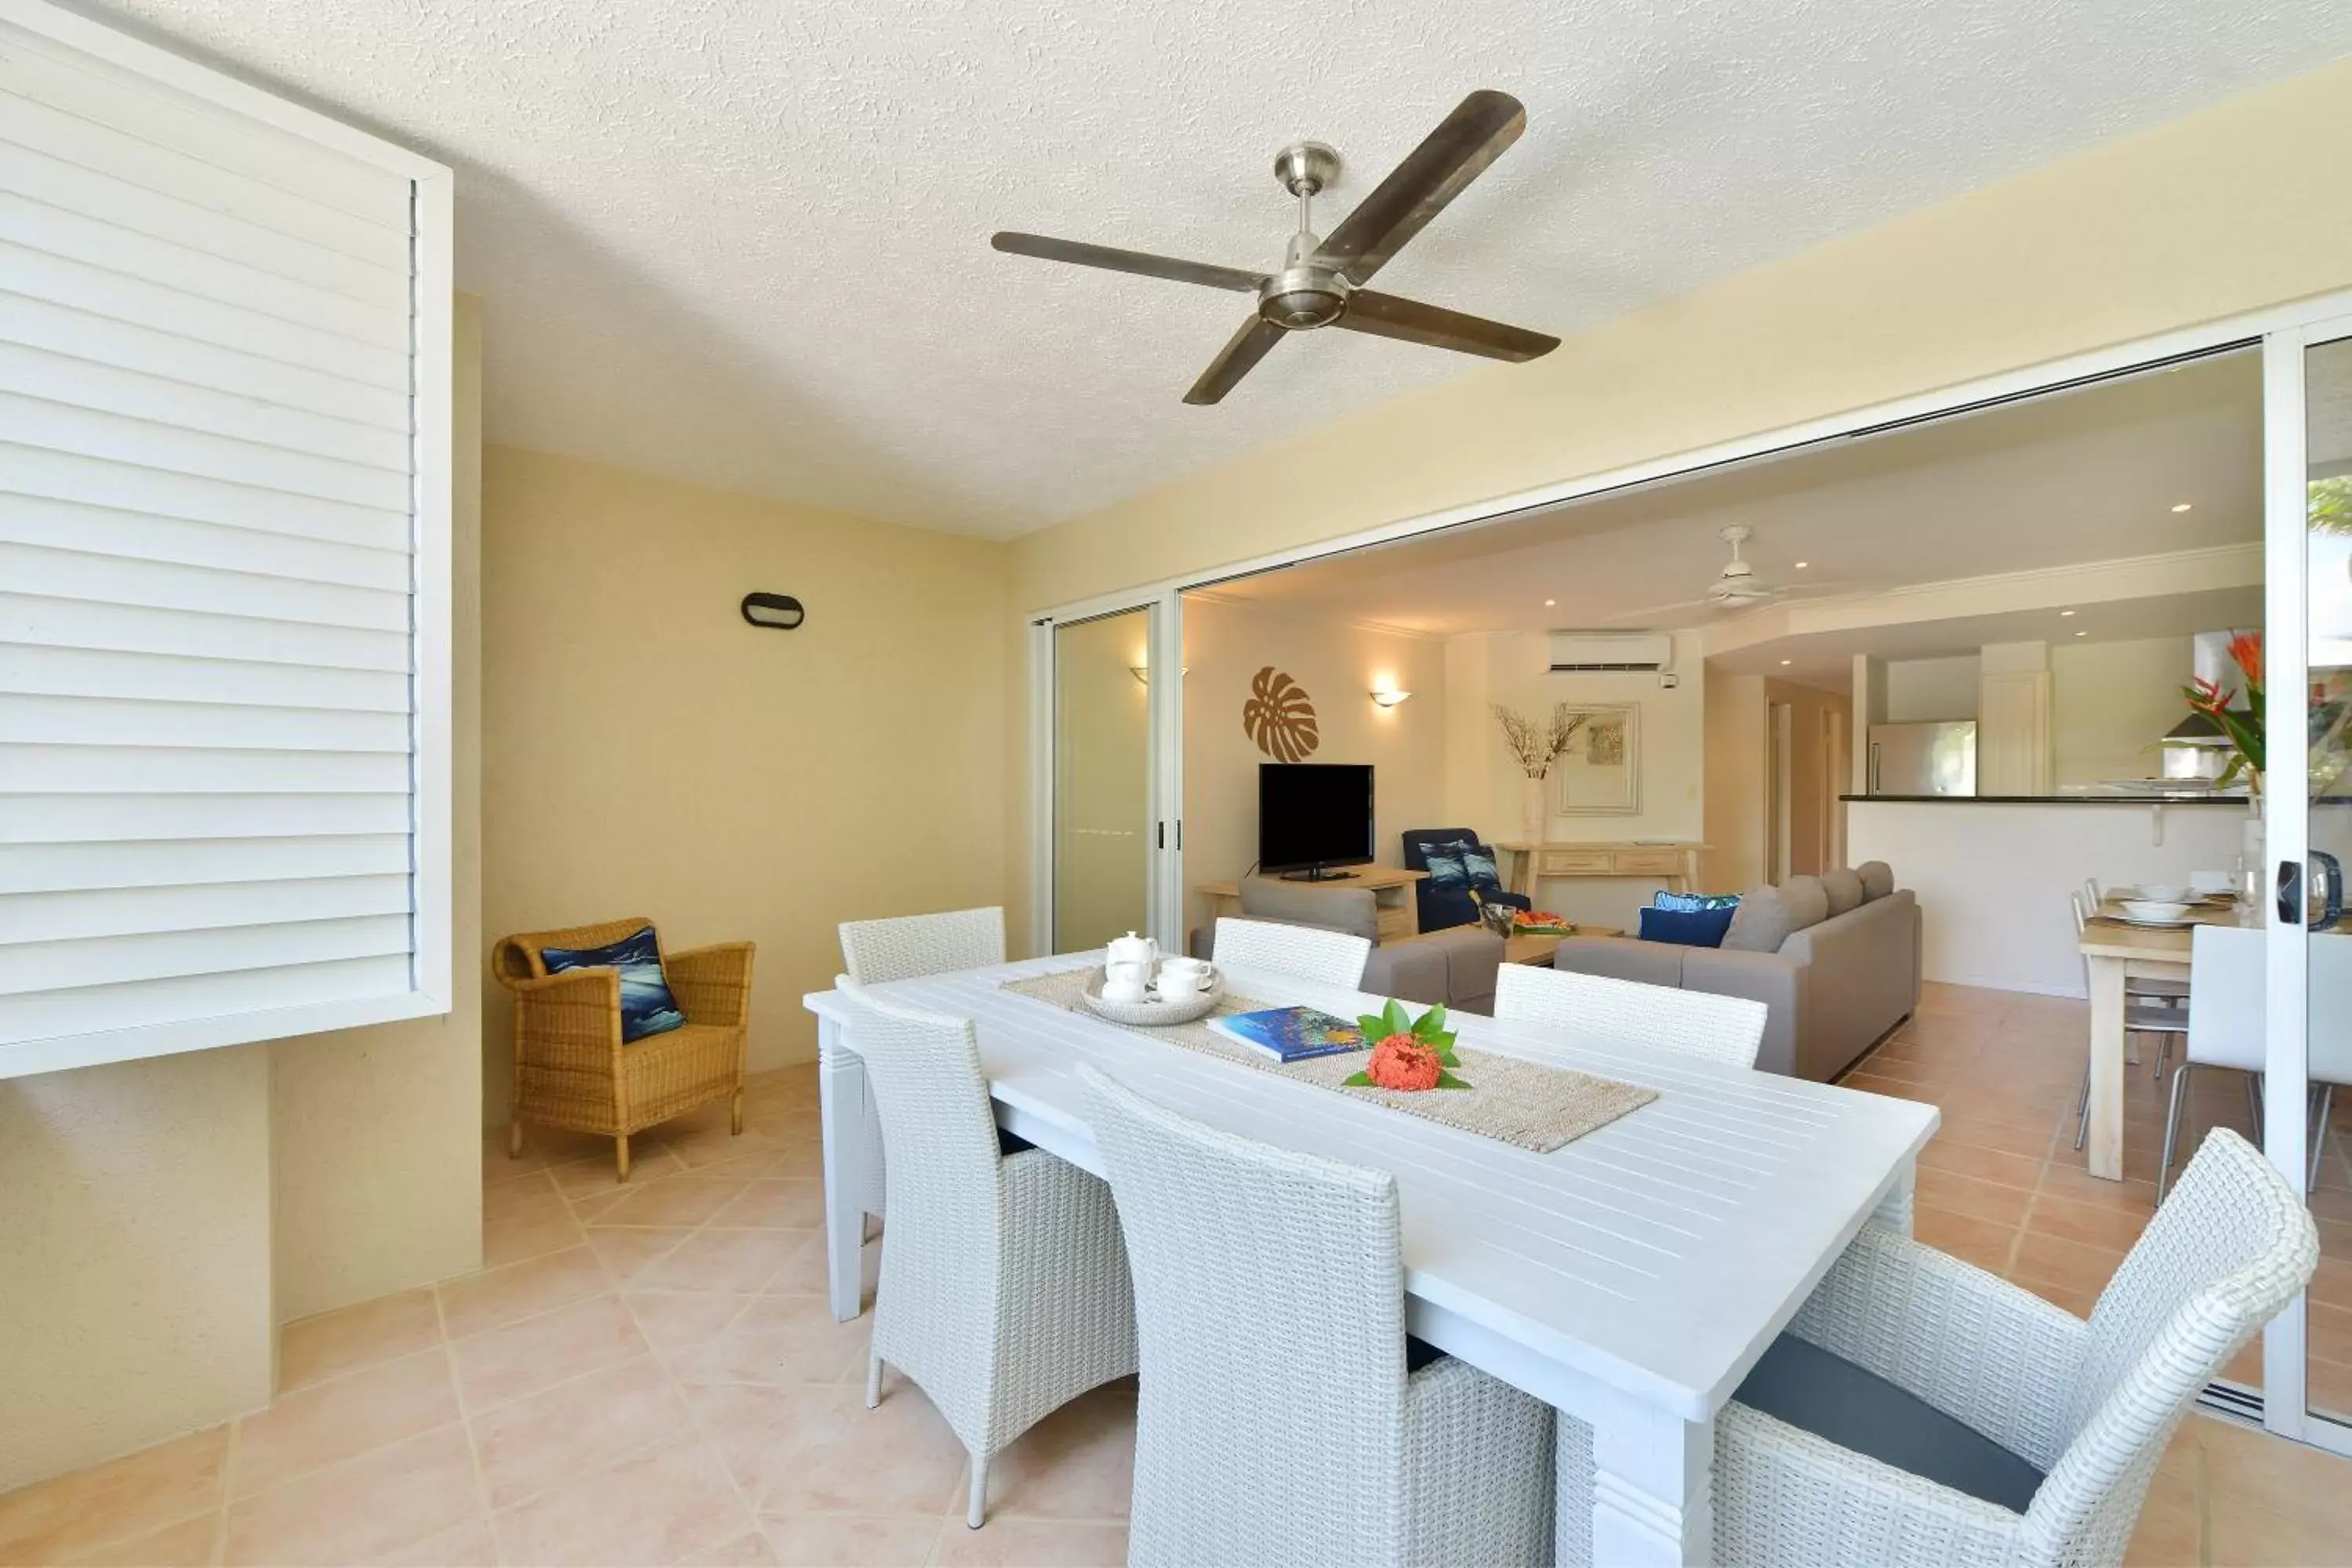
1365,1033,1443,1092
2227,630,2263,688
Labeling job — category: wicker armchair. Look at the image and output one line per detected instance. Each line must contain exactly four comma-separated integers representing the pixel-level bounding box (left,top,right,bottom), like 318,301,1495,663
492,916,755,1181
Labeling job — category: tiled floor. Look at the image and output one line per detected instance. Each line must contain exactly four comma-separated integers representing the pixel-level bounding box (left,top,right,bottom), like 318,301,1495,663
3,989,2350,1566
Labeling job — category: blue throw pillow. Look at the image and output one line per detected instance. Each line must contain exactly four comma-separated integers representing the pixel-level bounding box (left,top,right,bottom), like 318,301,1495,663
1461,847,1504,893
1639,905,1737,948
1655,891,1741,913
540,925,687,1042
1423,851,1469,888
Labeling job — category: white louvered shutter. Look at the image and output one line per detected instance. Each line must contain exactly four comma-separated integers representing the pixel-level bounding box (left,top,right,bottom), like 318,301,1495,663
0,0,453,1077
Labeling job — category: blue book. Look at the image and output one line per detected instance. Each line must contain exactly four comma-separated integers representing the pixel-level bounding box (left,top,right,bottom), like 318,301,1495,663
1208,1006,1367,1064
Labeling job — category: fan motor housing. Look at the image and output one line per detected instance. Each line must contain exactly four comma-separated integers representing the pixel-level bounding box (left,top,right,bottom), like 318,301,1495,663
1259,264,1348,330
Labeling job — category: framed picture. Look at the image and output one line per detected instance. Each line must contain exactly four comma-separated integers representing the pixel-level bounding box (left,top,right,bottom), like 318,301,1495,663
1555,704,1639,815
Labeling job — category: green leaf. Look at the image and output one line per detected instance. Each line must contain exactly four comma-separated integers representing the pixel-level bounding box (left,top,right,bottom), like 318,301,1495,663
1356,1014,1389,1041
1432,1043,1460,1067
1434,1072,1472,1091
1339,1070,1374,1087
1412,1004,1450,1039
1382,999,1410,1036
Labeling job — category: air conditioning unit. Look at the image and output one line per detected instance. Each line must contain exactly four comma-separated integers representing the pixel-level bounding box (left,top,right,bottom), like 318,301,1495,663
1547,631,1675,673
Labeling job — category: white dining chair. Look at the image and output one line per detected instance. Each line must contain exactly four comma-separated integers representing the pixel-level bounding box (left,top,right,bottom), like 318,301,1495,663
833,978,1137,1530
1210,915,1372,988
2164,924,2352,1200
1081,1064,1553,1567
1493,963,1768,1069
1557,1127,2313,1568
836,906,1008,1225
2071,891,2190,1149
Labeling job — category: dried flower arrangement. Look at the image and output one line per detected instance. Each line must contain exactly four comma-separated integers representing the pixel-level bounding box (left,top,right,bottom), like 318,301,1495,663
1491,702,1588,779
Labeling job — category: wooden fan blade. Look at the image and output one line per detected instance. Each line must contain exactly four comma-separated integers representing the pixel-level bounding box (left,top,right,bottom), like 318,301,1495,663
1312,89,1526,286
1184,317,1287,405
1337,290,1557,361
990,232,1264,293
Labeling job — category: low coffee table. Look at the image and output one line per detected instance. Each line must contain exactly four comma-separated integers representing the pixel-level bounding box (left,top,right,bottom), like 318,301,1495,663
1503,927,1620,967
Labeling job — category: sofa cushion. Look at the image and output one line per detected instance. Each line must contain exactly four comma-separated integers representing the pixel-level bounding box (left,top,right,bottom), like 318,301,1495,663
1237,876,1380,943
1821,867,1864,916
1551,935,1686,989
539,924,686,1043
1734,1332,2044,1514
1421,849,1469,889
1639,905,1736,948
1722,879,1830,953
1857,860,1895,902
1655,890,1741,913
1460,845,1504,894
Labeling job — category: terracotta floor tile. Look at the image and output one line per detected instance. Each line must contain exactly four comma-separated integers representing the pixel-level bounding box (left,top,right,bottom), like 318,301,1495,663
490,1439,753,1567
2201,1412,2352,1526
1916,1137,2044,1190
374,1512,499,1566
439,1246,609,1340
643,1229,795,1294
706,1180,826,1230
1911,1203,2019,1274
928,1519,1129,1567
624,1292,760,1360
677,1528,780,1566
279,1289,443,1394
2026,1191,2158,1254
484,1204,590,1269
484,1167,564,1222
684,1383,965,1517
1933,1114,2060,1161
0,1425,228,1564
2011,1230,2130,1301
1915,1168,2036,1227
677,1294,867,1388
56,1510,220,1566
233,1348,459,1497
474,1354,692,1511
2207,1487,2352,1566
757,1513,939,1567
587,1225,698,1290
2007,1269,2099,1319
584,1177,751,1232
451,1292,649,1412
2035,1160,2161,1216
978,1383,1136,1523
222,1425,477,1567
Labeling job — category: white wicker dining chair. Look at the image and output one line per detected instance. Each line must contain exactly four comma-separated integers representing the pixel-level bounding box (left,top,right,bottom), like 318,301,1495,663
835,906,1007,1225
1492,964,1769,1069
1210,916,1372,988
1081,1063,1553,1568
832,978,1136,1530
1552,1127,2314,1568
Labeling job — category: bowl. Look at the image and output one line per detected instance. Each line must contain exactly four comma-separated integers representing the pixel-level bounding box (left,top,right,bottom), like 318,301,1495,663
2120,899,2192,923
2135,883,2192,904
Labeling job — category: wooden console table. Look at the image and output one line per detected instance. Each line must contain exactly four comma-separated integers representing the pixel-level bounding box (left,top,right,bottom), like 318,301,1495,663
1492,841,1708,899
1194,867,1428,944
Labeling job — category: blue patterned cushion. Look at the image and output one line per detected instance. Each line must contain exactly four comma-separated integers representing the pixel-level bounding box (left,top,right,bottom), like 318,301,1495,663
1423,851,1469,888
1655,891,1742,913
1639,905,1737,948
539,925,687,1043
1460,847,1503,893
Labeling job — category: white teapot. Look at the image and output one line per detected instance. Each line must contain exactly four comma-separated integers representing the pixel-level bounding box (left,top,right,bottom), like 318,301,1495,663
1104,931,1160,993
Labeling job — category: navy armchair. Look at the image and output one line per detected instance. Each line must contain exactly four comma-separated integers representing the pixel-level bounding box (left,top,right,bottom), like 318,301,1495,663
1399,828,1531,934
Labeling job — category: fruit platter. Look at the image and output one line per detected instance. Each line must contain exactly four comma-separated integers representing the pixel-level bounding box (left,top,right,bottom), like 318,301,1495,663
1509,908,1575,938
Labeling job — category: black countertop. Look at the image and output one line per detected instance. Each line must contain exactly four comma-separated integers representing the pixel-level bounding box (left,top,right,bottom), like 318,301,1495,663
1841,793,2249,805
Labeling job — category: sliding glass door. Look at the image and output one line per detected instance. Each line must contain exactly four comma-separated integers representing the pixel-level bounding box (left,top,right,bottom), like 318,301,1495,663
1039,596,1184,956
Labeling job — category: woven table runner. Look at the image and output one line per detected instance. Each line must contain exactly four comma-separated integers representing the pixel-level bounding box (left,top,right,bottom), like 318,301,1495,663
1003,969,1655,1155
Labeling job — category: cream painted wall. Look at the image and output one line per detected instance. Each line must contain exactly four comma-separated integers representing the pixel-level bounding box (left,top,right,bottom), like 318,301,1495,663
1181,597,1447,937
481,448,1008,1112
1052,612,1151,951
1884,655,1982,722
1704,670,1768,892
2053,635,2195,784
1443,632,1704,928
0,298,486,1492
1003,60,2352,941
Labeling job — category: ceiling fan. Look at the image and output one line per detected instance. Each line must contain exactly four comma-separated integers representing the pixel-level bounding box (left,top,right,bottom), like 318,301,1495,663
1599,525,1858,625
990,89,1559,405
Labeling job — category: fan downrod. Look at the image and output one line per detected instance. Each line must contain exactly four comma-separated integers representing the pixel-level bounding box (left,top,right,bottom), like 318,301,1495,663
1261,140,1349,329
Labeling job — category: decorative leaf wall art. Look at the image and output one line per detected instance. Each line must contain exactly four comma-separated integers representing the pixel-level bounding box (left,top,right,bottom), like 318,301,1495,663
1243,666,1319,762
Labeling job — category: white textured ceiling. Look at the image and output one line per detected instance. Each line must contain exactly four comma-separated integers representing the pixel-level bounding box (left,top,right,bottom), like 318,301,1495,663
83,1,2352,536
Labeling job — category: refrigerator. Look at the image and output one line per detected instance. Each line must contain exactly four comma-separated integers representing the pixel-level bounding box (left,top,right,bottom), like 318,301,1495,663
1867,721,1978,797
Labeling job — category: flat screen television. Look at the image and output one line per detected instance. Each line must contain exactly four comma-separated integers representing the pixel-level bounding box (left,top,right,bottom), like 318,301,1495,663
1258,763,1374,880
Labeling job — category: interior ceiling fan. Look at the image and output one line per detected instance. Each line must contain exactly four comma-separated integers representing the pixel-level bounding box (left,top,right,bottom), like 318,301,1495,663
991,89,1559,405
1599,525,1858,625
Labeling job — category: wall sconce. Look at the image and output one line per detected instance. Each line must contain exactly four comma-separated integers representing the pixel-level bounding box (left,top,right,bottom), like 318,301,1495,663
1130,666,1189,684
739,592,805,630
1370,688,1412,709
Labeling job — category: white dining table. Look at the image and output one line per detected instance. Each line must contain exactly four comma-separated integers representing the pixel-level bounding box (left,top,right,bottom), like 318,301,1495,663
802,953,1936,1567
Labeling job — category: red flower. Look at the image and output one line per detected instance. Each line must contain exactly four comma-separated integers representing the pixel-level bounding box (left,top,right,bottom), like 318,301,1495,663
2187,674,2229,715
1365,1033,1443,1092
2227,630,2263,689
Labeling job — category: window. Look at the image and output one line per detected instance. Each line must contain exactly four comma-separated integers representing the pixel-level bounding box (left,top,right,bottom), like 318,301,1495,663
0,0,453,1076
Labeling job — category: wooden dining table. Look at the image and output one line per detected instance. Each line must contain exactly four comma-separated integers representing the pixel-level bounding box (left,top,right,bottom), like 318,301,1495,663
804,953,1935,1566
2075,897,2249,1180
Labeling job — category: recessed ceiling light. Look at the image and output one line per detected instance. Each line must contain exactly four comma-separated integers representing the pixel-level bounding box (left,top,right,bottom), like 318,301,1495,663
1780,659,1792,666
2171,503,2193,513
2060,608,2076,617
2075,630,2088,637
1793,561,1809,569
1544,598,1555,607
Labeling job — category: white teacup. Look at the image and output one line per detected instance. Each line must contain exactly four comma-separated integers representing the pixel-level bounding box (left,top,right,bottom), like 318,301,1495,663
1099,971,1150,1006
1156,956,1213,994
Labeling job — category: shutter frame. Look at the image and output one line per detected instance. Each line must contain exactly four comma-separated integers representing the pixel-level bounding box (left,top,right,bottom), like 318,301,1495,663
0,0,453,1078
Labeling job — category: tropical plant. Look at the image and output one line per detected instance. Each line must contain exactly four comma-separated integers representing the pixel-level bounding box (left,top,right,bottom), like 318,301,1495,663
2172,630,2264,794
1491,702,1587,779
2310,476,2352,535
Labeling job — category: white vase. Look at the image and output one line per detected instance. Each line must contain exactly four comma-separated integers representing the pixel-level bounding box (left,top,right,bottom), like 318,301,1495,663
1522,775,1548,845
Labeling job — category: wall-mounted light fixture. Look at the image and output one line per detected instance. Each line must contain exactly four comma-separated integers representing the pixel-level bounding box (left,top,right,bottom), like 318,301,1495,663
739,592,805,630
1130,666,1190,684
1370,688,1413,709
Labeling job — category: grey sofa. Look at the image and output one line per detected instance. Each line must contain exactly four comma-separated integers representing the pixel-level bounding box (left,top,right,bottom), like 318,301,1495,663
1187,875,1508,1014
1548,862,1921,1081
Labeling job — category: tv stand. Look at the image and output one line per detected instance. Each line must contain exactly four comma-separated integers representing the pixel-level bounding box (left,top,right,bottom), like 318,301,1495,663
1279,867,1359,883
1194,868,1430,944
